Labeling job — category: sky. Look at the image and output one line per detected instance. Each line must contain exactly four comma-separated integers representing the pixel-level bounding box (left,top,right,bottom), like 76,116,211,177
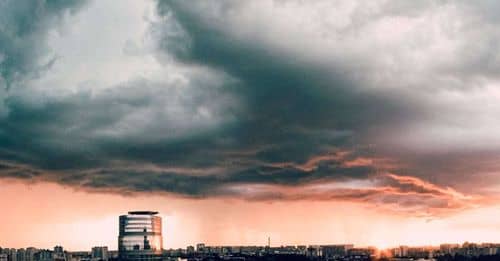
2,0,500,251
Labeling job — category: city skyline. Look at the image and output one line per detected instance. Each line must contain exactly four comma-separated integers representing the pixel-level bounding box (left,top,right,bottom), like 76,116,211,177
5,242,500,261
3,209,500,253
3,0,500,256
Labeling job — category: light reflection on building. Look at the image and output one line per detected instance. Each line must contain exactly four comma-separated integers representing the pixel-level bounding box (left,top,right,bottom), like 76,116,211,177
118,211,162,261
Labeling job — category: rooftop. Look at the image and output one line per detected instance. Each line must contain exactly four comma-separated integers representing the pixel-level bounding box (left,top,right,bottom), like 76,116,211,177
128,211,159,215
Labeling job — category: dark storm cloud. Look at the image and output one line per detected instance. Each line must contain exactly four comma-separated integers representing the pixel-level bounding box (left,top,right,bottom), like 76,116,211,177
0,0,87,89
0,0,498,215
0,75,240,170
147,0,500,215
151,0,419,162
0,0,412,194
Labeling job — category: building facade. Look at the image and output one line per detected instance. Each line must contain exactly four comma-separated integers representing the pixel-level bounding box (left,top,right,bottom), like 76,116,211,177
118,211,163,261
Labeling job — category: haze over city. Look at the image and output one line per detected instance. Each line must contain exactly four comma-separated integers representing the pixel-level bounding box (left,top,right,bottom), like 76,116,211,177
3,0,500,255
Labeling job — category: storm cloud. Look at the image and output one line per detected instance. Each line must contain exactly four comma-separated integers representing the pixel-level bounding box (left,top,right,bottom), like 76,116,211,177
0,0,87,89
1,0,500,216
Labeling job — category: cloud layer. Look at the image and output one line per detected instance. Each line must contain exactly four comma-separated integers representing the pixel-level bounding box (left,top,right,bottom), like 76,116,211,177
2,0,500,217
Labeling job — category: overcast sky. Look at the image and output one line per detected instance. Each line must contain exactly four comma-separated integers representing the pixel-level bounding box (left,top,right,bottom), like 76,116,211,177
2,0,500,250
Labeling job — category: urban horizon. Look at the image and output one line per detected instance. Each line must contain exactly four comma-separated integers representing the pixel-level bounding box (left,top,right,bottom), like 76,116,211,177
4,238,500,261
2,212,500,261
0,210,500,252
7,241,500,253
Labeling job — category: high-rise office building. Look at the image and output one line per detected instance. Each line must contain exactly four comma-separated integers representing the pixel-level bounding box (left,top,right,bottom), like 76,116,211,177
118,211,163,261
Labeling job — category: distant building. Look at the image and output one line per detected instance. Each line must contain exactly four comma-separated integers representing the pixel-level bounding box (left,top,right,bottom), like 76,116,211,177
321,244,354,258
118,211,163,261
34,250,52,261
307,245,321,257
53,246,65,261
68,251,91,261
0,254,7,261
230,246,240,254
347,247,376,258
90,247,108,261
439,243,460,256
25,248,37,261
392,245,409,257
195,244,205,253
16,249,26,261
296,245,307,255
7,248,17,261
220,246,231,255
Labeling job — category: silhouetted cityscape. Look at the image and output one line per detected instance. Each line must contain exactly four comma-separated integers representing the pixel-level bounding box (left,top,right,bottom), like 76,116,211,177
2,211,500,261
5,241,500,261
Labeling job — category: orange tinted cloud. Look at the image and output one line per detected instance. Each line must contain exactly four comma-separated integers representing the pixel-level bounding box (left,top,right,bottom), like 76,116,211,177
266,151,348,172
218,173,484,218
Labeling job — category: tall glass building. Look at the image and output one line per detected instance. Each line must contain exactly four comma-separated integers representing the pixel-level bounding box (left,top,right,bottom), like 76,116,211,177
118,211,163,260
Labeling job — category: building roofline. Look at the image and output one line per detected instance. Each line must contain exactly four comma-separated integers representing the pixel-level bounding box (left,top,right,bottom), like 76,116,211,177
128,211,159,215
